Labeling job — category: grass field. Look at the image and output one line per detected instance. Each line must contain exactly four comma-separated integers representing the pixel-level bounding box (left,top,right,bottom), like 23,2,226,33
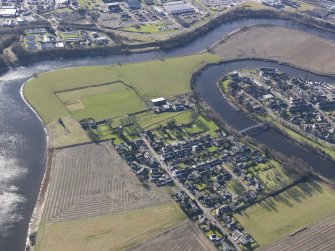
46,116,90,148
262,213,335,251
24,53,219,124
37,203,186,251
184,115,219,137
235,180,335,247
23,53,218,147
137,110,193,129
123,24,163,33
57,82,146,121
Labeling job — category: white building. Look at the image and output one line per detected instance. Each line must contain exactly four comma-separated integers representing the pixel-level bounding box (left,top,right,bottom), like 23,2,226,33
164,1,197,14
0,7,17,17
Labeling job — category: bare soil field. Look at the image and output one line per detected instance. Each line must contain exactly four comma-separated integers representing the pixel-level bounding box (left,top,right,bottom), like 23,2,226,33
129,220,216,251
262,213,335,251
42,141,170,224
213,26,335,75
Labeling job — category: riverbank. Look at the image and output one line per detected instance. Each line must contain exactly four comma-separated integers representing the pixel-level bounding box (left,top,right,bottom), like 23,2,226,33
5,8,335,71
19,80,50,250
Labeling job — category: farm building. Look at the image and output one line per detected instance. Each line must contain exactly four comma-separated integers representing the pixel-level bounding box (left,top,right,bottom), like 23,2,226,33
151,97,167,106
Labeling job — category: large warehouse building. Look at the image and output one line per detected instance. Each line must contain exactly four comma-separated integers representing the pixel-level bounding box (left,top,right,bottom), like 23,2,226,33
0,7,17,17
164,1,197,14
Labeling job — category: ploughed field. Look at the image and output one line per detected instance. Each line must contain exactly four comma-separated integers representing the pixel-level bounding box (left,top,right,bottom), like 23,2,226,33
130,220,217,251
42,142,170,223
214,26,335,75
262,213,335,251
36,142,186,250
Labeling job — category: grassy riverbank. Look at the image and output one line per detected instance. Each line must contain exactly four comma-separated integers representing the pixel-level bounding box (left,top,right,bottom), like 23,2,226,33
23,53,219,147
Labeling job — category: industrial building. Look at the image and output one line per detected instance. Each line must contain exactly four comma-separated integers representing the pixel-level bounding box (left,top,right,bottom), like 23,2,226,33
164,1,196,15
107,2,122,12
0,7,17,17
151,97,167,106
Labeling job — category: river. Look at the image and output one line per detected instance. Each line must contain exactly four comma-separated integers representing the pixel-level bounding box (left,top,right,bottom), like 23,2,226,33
0,17,334,251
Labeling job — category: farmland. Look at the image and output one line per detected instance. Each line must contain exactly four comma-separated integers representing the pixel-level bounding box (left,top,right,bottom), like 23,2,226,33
213,26,335,75
41,142,171,224
37,203,186,251
235,180,335,246
130,220,216,251
262,213,335,251
35,141,185,250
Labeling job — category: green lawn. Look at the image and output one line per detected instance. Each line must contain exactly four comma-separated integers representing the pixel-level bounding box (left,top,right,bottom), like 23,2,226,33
184,115,219,137
235,180,335,247
227,179,246,196
123,24,163,33
57,82,146,121
23,53,219,124
136,110,193,129
254,160,293,193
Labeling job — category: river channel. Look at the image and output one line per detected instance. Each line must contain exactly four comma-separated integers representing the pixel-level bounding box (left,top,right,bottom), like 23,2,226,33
0,17,335,251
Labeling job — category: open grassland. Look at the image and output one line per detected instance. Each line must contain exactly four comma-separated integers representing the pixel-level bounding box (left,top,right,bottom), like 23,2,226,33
46,116,90,148
262,213,335,251
37,203,186,251
57,82,146,121
235,180,335,247
130,220,216,251
23,53,219,124
214,26,335,75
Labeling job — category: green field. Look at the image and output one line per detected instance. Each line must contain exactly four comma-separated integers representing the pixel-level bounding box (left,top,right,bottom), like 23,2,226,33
235,180,335,247
136,110,193,129
184,115,219,137
24,53,219,124
123,23,164,33
36,203,186,251
57,82,146,121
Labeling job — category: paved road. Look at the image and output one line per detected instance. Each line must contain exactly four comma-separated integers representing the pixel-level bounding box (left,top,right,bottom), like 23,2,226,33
142,137,240,251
